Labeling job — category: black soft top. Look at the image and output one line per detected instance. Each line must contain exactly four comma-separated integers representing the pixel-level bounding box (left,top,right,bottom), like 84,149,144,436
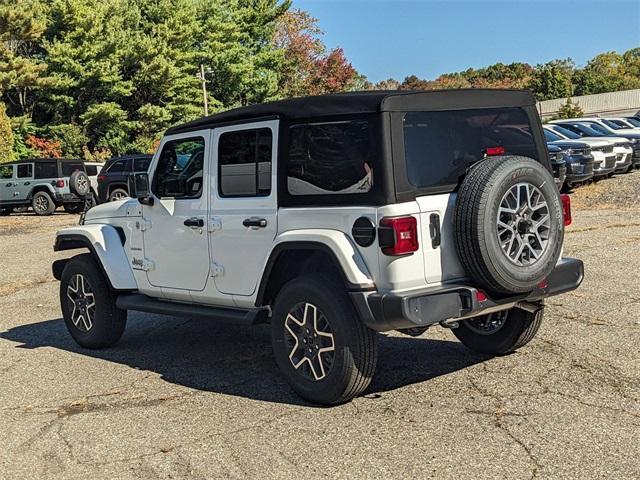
3,157,81,165
167,89,535,134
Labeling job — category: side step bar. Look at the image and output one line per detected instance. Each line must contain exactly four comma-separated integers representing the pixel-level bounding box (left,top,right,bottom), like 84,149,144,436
116,294,268,325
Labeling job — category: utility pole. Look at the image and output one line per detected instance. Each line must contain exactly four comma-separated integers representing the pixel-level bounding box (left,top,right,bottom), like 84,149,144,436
198,63,209,116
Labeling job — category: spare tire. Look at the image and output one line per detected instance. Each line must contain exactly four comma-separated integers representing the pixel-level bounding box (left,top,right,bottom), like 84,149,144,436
69,170,91,198
454,155,563,294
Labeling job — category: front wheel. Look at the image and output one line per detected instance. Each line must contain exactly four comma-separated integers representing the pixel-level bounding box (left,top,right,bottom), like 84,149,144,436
0,207,10,216
63,203,84,214
271,275,378,405
60,254,127,348
452,306,543,355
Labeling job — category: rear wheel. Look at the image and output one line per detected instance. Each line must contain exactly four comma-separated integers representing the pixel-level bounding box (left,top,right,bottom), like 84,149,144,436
32,191,55,216
452,307,543,355
109,188,128,202
271,275,378,405
60,254,127,348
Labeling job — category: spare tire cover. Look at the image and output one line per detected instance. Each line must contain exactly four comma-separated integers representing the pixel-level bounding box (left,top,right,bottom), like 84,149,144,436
454,155,564,294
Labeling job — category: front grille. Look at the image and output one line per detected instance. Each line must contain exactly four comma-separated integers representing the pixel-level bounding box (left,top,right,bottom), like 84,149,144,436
605,156,616,168
602,145,614,154
585,162,594,175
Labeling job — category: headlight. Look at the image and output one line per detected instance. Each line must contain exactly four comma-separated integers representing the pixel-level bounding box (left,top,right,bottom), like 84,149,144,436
567,148,589,156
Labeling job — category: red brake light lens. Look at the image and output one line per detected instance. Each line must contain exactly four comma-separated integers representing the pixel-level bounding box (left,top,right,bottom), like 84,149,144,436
97,175,106,183
485,146,505,156
560,194,572,226
475,290,488,303
56,179,65,188
379,216,419,256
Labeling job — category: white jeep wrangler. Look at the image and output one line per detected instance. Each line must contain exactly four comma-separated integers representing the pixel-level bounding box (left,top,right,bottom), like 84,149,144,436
53,90,583,405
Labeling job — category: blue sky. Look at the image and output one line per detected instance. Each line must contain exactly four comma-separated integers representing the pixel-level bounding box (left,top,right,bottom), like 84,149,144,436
294,0,640,83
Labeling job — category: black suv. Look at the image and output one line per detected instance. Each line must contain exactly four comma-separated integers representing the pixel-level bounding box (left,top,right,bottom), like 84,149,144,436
96,154,152,203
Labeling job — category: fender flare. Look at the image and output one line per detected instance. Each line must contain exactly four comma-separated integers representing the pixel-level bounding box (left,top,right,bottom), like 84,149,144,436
29,184,56,199
255,230,375,306
54,224,137,291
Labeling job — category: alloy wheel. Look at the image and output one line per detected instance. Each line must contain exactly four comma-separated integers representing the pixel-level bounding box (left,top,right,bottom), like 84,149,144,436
66,273,96,332
497,182,551,266
110,190,126,201
465,312,508,336
283,302,336,381
34,195,49,214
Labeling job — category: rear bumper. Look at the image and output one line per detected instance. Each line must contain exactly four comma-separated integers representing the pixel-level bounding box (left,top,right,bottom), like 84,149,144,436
351,257,584,332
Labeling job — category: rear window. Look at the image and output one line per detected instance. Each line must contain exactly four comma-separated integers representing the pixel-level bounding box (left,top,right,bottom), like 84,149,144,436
60,162,84,176
403,108,538,190
34,162,57,179
106,159,128,173
85,165,98,176
287,120,373,195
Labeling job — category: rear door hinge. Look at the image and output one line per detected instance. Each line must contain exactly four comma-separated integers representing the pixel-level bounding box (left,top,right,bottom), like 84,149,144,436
208,217,222,233
137,218,152,231
210,262,224,277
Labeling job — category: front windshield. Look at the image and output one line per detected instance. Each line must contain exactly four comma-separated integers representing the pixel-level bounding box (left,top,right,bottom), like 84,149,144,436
551,125,580,139
544,129,563,142
571,123,605,137
584,122,611,135
601,119,624,130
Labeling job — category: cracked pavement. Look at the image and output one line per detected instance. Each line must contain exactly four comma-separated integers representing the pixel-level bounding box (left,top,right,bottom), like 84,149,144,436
1,187,639,479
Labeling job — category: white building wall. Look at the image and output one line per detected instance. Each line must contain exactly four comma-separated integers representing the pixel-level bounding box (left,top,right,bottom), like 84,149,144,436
537,89,640,119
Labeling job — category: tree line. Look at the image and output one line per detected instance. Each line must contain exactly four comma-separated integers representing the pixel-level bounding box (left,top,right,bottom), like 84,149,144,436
0,0,638,163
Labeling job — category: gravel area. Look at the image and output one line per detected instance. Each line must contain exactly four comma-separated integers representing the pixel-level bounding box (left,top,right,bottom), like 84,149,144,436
0,178,639,479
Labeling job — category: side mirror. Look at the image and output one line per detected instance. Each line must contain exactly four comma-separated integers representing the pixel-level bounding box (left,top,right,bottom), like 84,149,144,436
128,173,154,205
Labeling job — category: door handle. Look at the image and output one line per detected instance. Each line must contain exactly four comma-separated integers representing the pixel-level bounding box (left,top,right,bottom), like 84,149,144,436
243,217,267,228
24,182,30,186
184,217,204,228
5,183,12,187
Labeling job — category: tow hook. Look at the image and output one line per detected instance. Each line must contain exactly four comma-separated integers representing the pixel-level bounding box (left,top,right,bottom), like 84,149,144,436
439,320,459,329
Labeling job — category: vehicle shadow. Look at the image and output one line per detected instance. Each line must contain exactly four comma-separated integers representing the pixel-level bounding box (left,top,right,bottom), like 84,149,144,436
0,313,490,406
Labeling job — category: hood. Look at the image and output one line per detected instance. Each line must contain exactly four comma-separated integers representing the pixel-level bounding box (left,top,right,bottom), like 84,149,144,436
549,140,590,150
84,198,142,223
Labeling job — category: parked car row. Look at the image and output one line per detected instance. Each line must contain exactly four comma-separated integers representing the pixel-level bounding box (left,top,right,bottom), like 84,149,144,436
0,154,152,216
543,115,640,190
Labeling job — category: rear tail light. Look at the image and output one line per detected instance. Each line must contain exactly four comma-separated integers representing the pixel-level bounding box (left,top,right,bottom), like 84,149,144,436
475,290,488,303
560,194,572,226
379,216,419,256
484,146,505,156
97,175,106,183
56,179,65,188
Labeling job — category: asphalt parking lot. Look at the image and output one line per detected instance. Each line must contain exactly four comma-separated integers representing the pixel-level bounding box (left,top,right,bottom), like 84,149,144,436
1,176,639,480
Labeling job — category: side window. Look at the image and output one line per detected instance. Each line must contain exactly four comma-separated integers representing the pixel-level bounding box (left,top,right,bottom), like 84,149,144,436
17,164,33,178
287,121,373,195
106,159,127,173
152,137,205,199
34,162,57,179
134,157,151,172
0,165,13,179
218,128,272,197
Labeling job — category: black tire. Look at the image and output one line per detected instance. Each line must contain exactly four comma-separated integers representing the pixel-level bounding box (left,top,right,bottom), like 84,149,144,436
69,170,91,197
271,275,378,405
454,155,564,294
63,203,84,214
60,254,127,349
0,207,11,216
109,187,128,202
31,191,55,216
452,306,543,355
